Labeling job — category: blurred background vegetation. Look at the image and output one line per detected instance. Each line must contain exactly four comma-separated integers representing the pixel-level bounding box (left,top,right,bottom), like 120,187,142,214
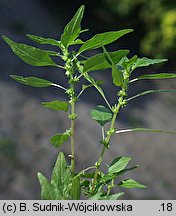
44,0,176,63
0,0,176,199
93,0,176,60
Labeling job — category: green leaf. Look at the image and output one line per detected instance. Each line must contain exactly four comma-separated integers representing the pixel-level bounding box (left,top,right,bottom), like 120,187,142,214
103,46,123,86
89,186,102,200
80,172,95,179
116,128,176,135
119,179,147,189
101,173,115,183
10,75,52,87
133,57,167,70
78,29,133,54
44,50,59,56
127,89,176,101
2,35,57,66
51,152,72,199
131,73,176,82
26,34,61,47
61,5,85,47
119,55,138,72
100,193,124,200
50,131,70,147
83,50,129,73
37,172,58,200
112,63,123,86
102,46,113,66
102,166,138,183
116,165,139,176
71,39,84,45
91,105,113,126
42,100,69,112
81,180,90,187
83,73,112,109
108,157,131,174
71,176,81,200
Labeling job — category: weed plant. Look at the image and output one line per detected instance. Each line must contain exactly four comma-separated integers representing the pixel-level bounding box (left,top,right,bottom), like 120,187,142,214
2,5,176,200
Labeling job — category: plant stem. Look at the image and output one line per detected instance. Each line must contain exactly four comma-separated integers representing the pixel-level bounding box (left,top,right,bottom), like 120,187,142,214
91,97,123,193
62,47,77,175
70,83,75,175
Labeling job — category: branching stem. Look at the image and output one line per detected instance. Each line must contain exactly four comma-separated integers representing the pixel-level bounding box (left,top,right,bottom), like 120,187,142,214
91,96,124,194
